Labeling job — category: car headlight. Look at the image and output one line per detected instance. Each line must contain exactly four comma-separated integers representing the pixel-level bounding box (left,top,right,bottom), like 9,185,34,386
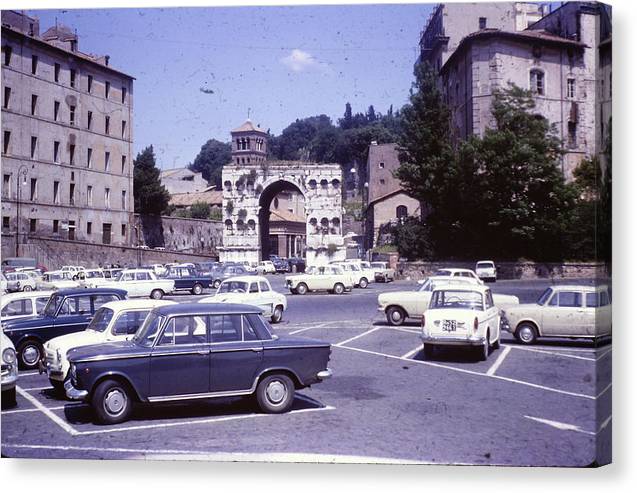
3,347,16,365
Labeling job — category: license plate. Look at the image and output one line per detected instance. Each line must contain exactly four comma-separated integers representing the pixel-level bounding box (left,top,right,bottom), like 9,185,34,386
442,320,457,332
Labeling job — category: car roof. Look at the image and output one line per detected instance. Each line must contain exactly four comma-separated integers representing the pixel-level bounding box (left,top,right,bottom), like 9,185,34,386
221,275,267,283
120,268,154,274
1,290,55,303
432,284,489,293
548,284,609,292
53,287,128,296
99,299,176,312
154,302,262,316
476,260,495,264
436,268,475,273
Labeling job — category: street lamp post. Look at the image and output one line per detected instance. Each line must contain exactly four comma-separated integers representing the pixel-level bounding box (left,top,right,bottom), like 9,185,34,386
15,165,28,257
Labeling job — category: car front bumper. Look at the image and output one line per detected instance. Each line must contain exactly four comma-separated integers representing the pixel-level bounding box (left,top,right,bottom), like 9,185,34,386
64,379,88,401
1,365,18,391
420,334,486,347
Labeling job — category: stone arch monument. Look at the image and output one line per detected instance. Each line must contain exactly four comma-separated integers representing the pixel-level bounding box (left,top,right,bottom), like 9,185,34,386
218,120,345,266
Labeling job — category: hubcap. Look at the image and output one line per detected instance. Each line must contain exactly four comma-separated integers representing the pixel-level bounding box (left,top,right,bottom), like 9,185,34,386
265,380,286,404
23,346,39,365
104,388,126,416
519,327,533,342
391,310,401,321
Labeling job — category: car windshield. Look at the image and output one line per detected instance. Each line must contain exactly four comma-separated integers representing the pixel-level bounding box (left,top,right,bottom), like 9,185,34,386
434,270,453,276
132,312,165,347
85,271,104,279
305,266,318,275
87,307,115,332
217,281,249,294
43,294,65,317
430,290,484,311
418,280,433,292
476,262,493,269
371,263,385,269
537,287,554,305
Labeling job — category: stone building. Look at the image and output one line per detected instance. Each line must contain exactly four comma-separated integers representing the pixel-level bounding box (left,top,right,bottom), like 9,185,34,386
167,187,223,215
364,143,420,249
1,10,134,252
160,167,208,194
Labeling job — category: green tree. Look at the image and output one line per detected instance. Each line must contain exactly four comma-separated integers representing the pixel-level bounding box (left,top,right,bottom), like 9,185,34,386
190,201,211,219
133,146,170,215
392,217,433,260
189,139,232,188
598,118,612,264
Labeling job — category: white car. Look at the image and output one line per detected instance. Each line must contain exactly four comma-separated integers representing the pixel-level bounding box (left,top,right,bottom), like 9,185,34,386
4,271,37,292
37,270,80,290
199,276,287,323
1,331,18,407
285,265,353,295
1,291,54,321
256,261,276,275
149,264,167,276
43,299,176,392
420,284,501,361
77,269,114,288
332,262,370,288
111,269,175,299
430,268,484,285
475,260,497,282
1,273,8,293
61,265,85,275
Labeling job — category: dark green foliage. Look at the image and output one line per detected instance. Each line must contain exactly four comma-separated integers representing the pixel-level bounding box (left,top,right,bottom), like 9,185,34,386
190,201,211,219
391,217,433,260
133,146,170,215
189,139,232,189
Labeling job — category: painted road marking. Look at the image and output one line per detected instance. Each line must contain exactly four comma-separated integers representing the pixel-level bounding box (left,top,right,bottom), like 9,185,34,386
334,327,381,347
400,344,423,359
524,415,601,436
21,385,54,392
486,346,512,376
334,345,596,400
15,386,80,436
597,348,612,360
597,382,612,398
503,345,595,362
1,403,88,415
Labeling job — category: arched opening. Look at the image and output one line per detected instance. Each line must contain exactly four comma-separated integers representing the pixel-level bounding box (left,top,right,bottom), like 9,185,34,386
258,180,306,261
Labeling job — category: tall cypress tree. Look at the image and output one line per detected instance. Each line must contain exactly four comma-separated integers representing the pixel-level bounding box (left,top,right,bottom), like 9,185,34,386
133,145,170,215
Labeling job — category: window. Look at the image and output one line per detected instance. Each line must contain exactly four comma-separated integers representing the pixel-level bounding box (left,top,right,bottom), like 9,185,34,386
104,151,110,171
3,45,12,66
557,291,582,308
121,155,127,174
159,316,207,346
2,216,9,229
530,69,544,95
105,188,111,208
87,111,93,130
121,190,126,209
87,185,93,206
112,310,150,336
54,63,60,82
135,271,150,281
121,120,127,138
568,121,577,148
53,219,59,233
2,174,10,197
53,181,60,204
396,205,408,219
69,144,75,165
54,101,60,121
30,136,37,159
69,183,75,205
3,130,10,154
121,224,127,236
87,75,93,93
259,281,270,292
105,81,110,99
70,69,76,88
242,315,259,341
379,162,385,169
30,178,37,200
87,148,93,168
105,116,110,134
31,55,38,75
209,315,242,343
69,105,75,125
249,283,259,293
479,17,487,29
3,86,10,109
53,141,60,163
121,86,127,104
585,292,599,308
567,78,576,98
68,220,75,240
29,218,36,233
87,222,92,234
1,299,32,317
31,94,38,115
379,178,385,185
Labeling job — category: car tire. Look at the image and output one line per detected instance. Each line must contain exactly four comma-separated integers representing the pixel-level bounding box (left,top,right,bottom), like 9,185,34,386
333,283,345,295
289,288,298,295
17,340,43,370
92,378,133,425
296,283,308,295
386,306,406,326
478,335,490,361
359,277,368,289
22,285,32,292
213,279,221,289
271,305,284,324
255,373,295,414
150,289,164,300
191,283,203,295
49,378,66,397
1,388,17,409
423,343,434,360
493,335,501,350
515,323,537,345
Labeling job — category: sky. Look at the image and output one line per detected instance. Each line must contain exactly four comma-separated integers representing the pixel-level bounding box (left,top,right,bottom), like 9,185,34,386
31,3,434,171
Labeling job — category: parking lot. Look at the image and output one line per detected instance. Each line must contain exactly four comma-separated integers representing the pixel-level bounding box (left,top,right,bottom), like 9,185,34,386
1,277,611,465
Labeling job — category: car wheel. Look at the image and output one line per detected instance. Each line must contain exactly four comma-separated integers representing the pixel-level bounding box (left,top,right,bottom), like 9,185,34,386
296,283,308,295
289,288,298,295
1,388,17,409
423,343,434,360
515,323,537,345
493,335,501,350
271,305,284,324
213,279,221,289
92,379,133,425
49,378,66,397
386,306,406,326
22,285,32,292
359,277,368,289
191,283,203,295
479,332,490,361
256,373,294,414
333,283,345,295
150,289,164,300
17,340,43,370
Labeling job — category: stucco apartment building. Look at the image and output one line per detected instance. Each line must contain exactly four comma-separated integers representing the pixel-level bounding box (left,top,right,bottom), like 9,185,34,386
1,10,134,250
420,2,612,178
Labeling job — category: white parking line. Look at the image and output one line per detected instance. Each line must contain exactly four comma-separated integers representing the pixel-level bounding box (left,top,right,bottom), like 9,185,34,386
17,370,42,376
486,346,512,376
334,345,596,400
1,403,88,415
334,328,381,347
503,345,595,362
400,345,423,359
597,348,612,361
597,382,612,398
15,387,80,436
524,415,596,436
21,386,53,392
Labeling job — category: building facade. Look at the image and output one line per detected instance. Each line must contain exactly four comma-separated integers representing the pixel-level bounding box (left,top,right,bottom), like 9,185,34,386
1,11,134,251
160,167,208,194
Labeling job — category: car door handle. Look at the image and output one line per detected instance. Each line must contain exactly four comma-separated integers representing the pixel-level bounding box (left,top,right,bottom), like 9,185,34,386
196,349,210,355
251,347,263,352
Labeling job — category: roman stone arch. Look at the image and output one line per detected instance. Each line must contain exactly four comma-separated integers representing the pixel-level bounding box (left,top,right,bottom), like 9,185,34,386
218,161,345,266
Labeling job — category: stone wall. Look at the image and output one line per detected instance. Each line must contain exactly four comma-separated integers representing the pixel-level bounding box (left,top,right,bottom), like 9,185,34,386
135,214,222,253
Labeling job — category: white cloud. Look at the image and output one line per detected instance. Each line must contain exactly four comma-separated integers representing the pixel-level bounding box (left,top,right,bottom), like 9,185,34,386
280,49,330,73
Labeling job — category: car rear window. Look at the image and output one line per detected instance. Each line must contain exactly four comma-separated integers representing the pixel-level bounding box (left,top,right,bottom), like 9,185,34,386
2,298,33,317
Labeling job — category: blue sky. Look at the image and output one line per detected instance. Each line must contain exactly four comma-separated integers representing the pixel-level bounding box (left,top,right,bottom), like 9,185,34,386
32,3,433,170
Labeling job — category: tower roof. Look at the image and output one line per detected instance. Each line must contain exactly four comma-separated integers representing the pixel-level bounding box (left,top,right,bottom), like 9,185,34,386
231,119,267,134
